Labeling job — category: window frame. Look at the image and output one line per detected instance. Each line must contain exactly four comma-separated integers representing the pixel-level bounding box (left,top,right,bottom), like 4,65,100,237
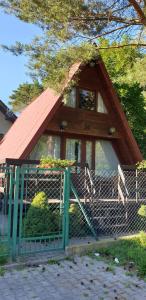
77,87,97,112
64,86,108,114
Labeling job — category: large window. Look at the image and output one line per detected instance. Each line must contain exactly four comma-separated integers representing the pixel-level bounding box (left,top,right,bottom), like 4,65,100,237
95,140,119,171
79,89,96,111
29,135,60,160
66,139,81,162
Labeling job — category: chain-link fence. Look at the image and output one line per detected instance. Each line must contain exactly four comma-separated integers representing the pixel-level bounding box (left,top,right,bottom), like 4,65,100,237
17,166,68,255
1,161,146,259
70,167,146,240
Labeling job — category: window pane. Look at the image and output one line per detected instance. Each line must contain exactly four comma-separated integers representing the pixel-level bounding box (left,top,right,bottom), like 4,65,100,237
86,141,92,168
79,89,96,111
63,88,76,108
29,135,60,159
95,140,119,171
97,93,107,113
66,139,81,162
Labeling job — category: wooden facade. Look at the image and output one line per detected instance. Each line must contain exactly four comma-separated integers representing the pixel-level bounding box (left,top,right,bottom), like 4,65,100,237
30,63,142,167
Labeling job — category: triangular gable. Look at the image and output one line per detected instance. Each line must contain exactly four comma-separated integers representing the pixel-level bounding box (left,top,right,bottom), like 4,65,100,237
0,59,142,163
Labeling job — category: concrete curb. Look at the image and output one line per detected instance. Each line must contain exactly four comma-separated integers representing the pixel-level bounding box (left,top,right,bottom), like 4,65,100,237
3,234,138,271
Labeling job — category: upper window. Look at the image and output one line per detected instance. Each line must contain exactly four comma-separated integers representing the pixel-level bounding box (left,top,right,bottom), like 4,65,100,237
79,89,96,111
63,88,76,108
97,93,107,113
63,88,107,114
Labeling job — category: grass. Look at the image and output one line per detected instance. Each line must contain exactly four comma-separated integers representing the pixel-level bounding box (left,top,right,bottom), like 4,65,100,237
93,234,146,278
47,259,59,265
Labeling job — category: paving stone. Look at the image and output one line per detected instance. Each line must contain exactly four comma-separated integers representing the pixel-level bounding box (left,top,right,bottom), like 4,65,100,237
1,256,146,300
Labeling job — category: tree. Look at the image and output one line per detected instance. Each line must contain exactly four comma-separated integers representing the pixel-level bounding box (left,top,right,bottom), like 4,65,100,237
9,80,44,112
0,1,146,47
115,82,146,157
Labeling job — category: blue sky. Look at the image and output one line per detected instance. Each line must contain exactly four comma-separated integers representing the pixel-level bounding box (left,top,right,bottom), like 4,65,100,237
0,11,41,107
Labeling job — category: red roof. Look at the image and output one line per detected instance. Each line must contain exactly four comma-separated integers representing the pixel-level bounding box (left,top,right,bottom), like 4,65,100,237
0,63,81,160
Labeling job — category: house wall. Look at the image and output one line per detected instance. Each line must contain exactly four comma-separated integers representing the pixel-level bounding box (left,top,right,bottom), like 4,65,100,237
0,111,12,135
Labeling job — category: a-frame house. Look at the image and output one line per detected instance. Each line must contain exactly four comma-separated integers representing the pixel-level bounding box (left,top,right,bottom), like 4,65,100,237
0,59,142,169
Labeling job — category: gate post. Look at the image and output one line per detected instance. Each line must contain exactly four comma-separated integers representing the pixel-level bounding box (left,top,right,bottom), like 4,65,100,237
63,167,70,248
12,166,20,261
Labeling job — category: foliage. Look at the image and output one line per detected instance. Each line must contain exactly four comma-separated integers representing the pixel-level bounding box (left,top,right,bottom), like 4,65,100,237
139,231,146,247
138,205,146,218
114,82,146,157
0,244,9,265
23,192,59,237
95,236,146,277
69,204,90,237
9,80,44,112
39,157,75,168
137,160,146,170
99,37,142,82
0,0,145,43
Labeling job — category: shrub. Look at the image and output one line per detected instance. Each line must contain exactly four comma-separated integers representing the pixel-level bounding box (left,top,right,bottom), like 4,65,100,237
138,205,146,218
23,192,59,237
69,204,90,237
136,160,146,170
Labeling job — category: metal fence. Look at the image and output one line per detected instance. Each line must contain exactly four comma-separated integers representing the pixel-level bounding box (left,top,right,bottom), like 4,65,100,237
70,166,146,240
1,161,146,260
0,164,70,259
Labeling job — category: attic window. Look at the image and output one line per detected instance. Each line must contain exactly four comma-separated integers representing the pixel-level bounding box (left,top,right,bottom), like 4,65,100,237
63,88,76,108
97,93,107,114
79,89,96,111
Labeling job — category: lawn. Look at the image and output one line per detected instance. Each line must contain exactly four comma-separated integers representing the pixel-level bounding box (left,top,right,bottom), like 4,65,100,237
93,232,146,278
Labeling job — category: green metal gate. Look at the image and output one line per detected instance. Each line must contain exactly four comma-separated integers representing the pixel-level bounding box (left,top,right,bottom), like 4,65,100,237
0,165,70,260
0,165,13,261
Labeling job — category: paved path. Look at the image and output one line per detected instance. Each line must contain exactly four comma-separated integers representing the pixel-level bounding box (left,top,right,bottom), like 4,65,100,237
1,256,146,300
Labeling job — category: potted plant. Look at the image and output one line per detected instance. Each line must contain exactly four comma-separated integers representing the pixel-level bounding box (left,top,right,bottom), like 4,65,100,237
38,156,75,174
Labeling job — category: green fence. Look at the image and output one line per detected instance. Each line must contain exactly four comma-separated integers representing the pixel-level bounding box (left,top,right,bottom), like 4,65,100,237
0,165,71,260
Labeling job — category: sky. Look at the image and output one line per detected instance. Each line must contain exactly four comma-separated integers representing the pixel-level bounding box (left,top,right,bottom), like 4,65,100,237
0,11,41,107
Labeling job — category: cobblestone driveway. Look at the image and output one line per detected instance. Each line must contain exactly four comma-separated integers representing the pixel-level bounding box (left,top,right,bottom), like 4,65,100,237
1,256,146,300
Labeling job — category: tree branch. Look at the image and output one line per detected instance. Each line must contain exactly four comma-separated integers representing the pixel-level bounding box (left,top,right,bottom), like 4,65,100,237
128,0,146,25
71,14,142,25
90,24,133,41
98,43,146,50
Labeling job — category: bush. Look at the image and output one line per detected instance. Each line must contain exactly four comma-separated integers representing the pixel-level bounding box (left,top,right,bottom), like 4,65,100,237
136,160,146,170
138,205,146,218
69,204,90,237
23,192,59,237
